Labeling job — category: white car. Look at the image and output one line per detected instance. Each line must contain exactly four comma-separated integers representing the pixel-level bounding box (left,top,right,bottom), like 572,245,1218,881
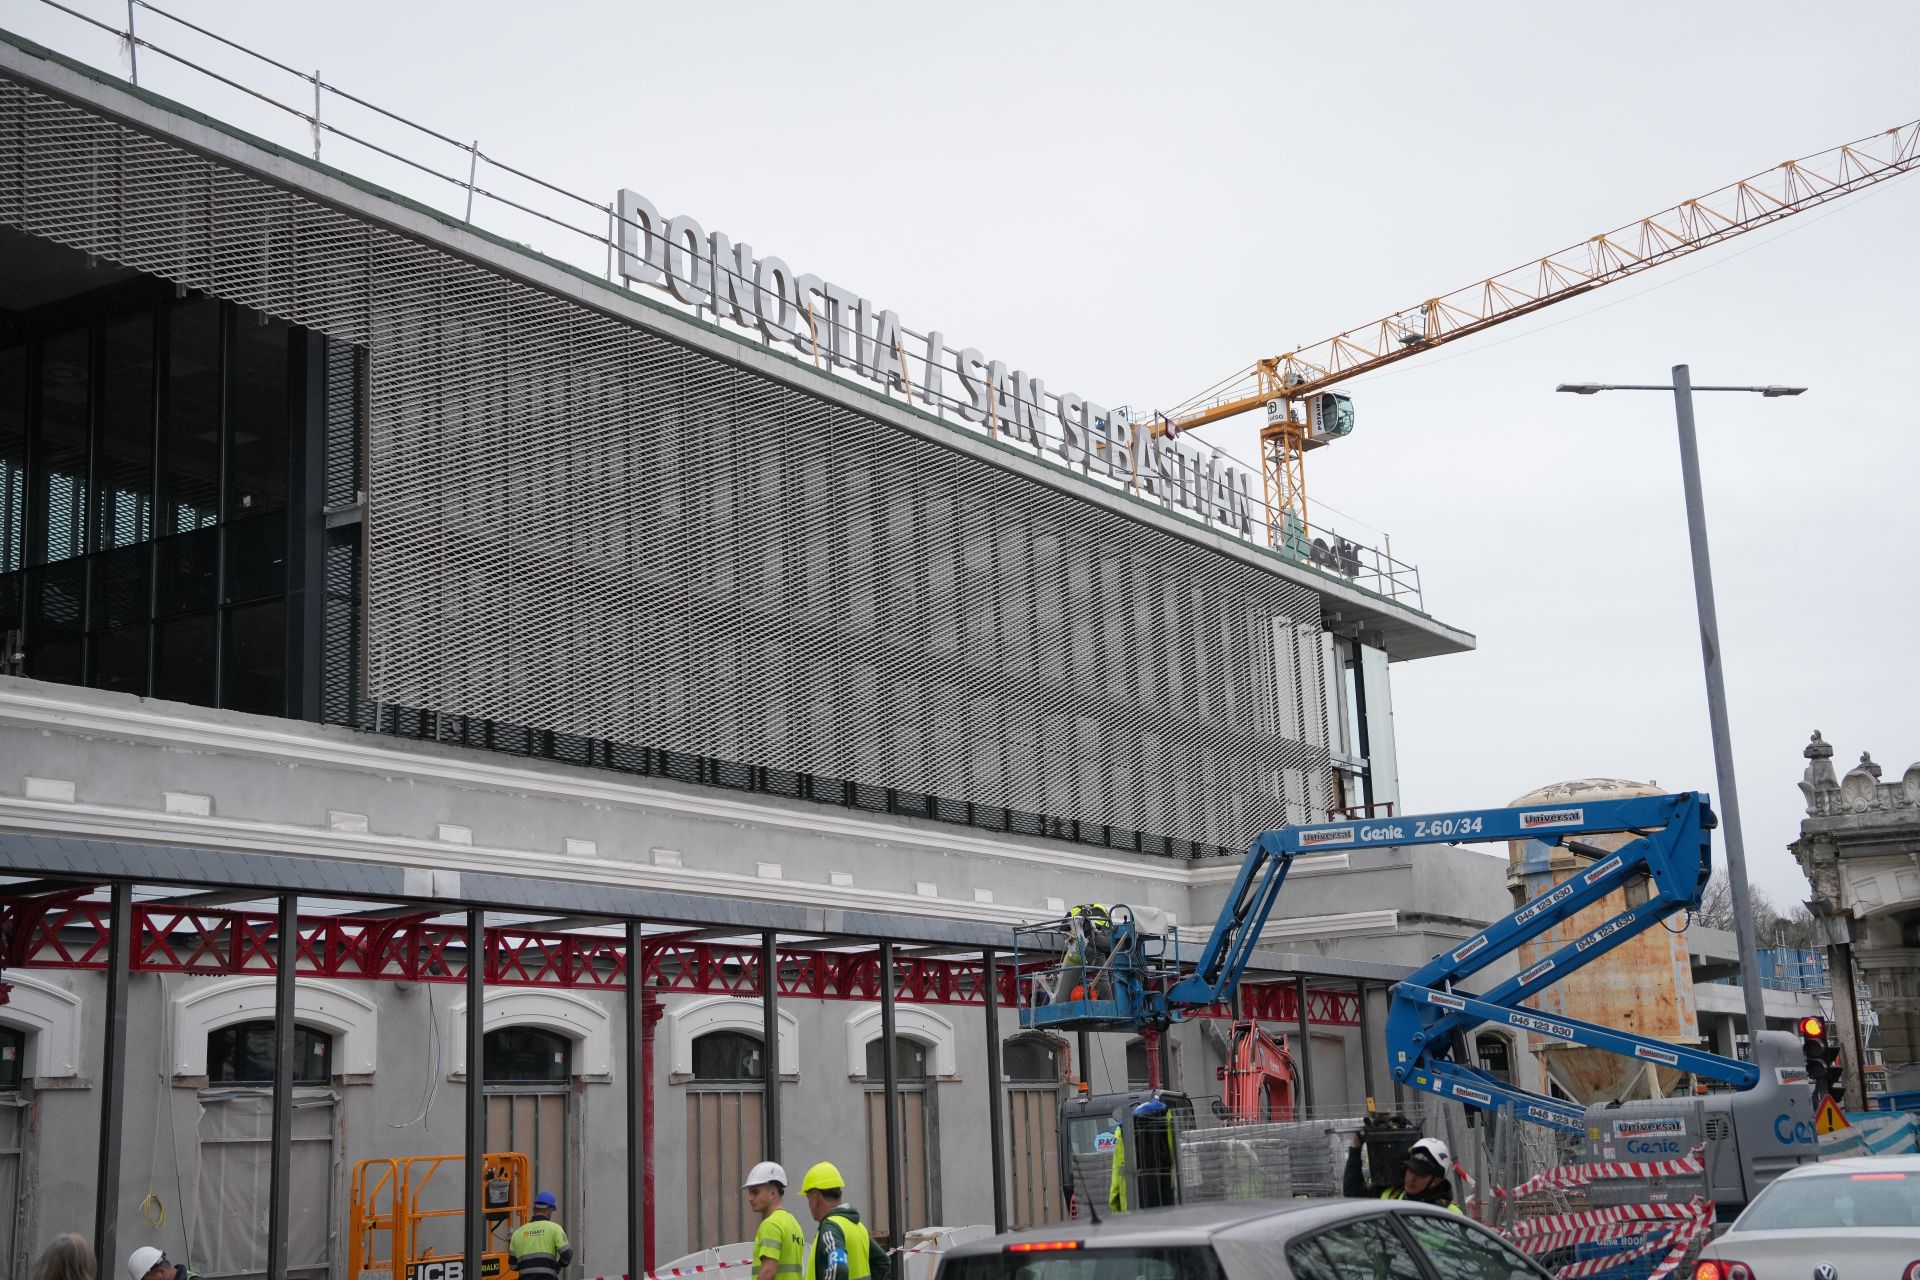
1692,1153,1920,1280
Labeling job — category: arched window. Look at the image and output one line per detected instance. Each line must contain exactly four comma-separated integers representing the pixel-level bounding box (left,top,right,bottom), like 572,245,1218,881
1475,1032,1513,1085
864,1037,935,1242
686,1030,768,1250
692,1030,763,1082
483,1027,572,1084
865,1037,928,1081
206,1020,333,1085
0,1025,23,1091
1004,1036,1062,1084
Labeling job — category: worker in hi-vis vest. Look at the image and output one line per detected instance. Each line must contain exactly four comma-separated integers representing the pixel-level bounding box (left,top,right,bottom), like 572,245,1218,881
1108,1096,1177,1212
800,1162,887,1280
745,1161,806,1280
1344,1133,1462,1212
508,1190,574,1280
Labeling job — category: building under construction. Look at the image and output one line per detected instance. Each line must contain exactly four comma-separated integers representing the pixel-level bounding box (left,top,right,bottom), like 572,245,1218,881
0,10,1513,1280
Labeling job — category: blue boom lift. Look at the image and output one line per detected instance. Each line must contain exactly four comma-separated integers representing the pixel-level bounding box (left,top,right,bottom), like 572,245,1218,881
1018,791,1762,1132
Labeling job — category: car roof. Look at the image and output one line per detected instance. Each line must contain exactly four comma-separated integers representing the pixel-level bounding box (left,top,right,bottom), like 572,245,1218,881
1775,1154,1920,1178
942,1198,1456,1256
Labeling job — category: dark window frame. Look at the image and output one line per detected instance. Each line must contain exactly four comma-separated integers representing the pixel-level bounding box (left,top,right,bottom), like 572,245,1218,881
482,1026,573,1085
205,1019,334,1086
689,1029,765,1084
0,1023,25,1091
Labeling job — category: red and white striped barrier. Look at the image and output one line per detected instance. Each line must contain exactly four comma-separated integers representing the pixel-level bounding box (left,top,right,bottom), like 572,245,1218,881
1504,1146,1705,1199
1545,1200,1712,1280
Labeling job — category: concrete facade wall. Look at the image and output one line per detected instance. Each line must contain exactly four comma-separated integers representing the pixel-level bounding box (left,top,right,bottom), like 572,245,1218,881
6,970,1383,1278
0,680,1438,1277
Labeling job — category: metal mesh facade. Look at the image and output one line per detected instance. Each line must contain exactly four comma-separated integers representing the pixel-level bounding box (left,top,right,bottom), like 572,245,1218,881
0,76,1330,848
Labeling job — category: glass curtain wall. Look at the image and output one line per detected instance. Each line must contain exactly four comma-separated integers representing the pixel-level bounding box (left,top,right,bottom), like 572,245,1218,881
0,290,302,716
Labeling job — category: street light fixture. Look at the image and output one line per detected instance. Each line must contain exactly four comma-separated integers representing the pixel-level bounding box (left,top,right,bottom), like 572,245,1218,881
1557,364,1807,1050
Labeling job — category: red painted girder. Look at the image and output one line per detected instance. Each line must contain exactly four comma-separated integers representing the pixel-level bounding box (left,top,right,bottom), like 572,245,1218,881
0,899,1359,1024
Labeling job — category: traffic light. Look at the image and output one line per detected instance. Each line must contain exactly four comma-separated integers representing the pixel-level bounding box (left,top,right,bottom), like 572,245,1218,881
1799,1016,1845,1106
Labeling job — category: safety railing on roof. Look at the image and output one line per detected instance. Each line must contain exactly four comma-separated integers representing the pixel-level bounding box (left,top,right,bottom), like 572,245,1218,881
15,0,1424,608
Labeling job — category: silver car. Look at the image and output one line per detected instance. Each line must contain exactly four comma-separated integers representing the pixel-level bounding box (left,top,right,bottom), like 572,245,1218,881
937,1200,1550,1280
1691,1153,1920,1279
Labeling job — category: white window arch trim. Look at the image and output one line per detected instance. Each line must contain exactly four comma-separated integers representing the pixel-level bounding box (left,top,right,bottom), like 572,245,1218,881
172,976,378,1078
845,1005,957,1080
449,988,613,1081
0,971,84,1079
665,995,800,1082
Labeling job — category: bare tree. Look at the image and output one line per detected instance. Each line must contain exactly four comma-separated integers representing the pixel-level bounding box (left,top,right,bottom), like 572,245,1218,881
1692,873,1820,949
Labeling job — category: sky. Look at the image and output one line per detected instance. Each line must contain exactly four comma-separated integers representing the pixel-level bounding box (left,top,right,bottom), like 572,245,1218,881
10,1,1916,909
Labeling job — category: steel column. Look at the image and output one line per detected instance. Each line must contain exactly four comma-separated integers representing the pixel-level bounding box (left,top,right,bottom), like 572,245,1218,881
982,949,1008,1234
1294,975,1314,1112
266,894,299,1279
1077,1030,1092,1089
761,931,781,1164
93,881,132,1269
626,920,647,1280
1354,980,1377,1109
1671,363,1768,1038
464,909,487,1276
878,939,904,1256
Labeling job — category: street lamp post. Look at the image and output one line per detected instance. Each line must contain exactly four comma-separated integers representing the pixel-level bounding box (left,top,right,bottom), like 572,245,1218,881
1557,365,1806,1050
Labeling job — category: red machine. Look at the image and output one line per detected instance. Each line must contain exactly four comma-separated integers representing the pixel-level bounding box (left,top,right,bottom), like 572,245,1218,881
1218,1020,1297,1123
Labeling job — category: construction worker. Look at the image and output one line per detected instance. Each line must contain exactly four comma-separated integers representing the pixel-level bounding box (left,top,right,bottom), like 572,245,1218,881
1107,1096,1178,1212
799,1161,887,1280
745,1160,806,1280
1071,904,1113,998
508,1189,574,1280
1343,1133,1462,1212
125,1249,199,1280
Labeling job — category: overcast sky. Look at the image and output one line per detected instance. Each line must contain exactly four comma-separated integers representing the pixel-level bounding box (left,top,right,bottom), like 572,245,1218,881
13,1,1916,910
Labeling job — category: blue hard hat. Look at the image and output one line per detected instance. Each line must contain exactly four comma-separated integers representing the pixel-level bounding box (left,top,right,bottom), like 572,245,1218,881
534,1190,558,1209
1133,1097,1168,1117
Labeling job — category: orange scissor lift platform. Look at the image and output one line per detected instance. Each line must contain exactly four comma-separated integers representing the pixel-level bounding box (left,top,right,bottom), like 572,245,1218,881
349,1152,532,1280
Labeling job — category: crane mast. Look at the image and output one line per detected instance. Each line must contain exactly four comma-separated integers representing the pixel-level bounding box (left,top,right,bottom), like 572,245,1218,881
1158,116,1920,550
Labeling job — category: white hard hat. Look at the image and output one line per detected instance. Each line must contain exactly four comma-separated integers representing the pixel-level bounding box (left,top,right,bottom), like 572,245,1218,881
743,1160,789,1189
1409,1137,1451,1170
127,1247,166,1280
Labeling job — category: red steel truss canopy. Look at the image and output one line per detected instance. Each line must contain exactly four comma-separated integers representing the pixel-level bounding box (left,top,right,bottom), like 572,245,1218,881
0,887,1361,1026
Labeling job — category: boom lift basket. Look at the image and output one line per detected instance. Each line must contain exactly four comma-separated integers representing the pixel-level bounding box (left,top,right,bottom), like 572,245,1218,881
1015,904,1182,1033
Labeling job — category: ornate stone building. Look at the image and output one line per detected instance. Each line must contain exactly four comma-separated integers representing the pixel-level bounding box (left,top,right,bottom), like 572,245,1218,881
1792,731,1920,1099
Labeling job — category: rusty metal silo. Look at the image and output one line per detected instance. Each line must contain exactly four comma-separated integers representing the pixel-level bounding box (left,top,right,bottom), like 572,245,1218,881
1507,779,1700,1103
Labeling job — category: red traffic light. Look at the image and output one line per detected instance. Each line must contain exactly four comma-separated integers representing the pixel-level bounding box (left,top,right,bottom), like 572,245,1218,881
1799,1016,1827,1040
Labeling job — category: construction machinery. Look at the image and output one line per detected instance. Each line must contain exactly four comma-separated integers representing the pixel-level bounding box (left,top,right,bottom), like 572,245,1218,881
1139,116,1920,549
1218,1019,1297,1124
348,1152,532,1280
1017,790,1819,1209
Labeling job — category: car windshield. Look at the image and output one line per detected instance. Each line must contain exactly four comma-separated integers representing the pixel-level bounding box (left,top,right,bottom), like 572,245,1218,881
941,1245,1224,1280
1737,1169,1920,1230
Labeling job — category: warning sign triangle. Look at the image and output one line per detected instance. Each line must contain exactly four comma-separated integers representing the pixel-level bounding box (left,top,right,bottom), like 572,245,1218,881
1814,1095,1850,1135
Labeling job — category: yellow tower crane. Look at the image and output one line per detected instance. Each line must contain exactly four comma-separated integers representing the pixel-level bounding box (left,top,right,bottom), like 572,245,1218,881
1154,116,1920,550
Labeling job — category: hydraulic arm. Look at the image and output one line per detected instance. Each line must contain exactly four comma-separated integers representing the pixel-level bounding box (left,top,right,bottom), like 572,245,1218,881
1019,790,1759,1134
1298,791,1757,1131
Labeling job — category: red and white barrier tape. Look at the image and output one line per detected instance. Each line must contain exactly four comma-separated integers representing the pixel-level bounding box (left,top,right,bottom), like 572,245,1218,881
1510,1198,1707,1242
1505,1146,1705,1199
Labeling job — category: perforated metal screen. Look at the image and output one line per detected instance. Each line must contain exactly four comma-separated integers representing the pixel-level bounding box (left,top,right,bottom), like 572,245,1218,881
0,75,1331,847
